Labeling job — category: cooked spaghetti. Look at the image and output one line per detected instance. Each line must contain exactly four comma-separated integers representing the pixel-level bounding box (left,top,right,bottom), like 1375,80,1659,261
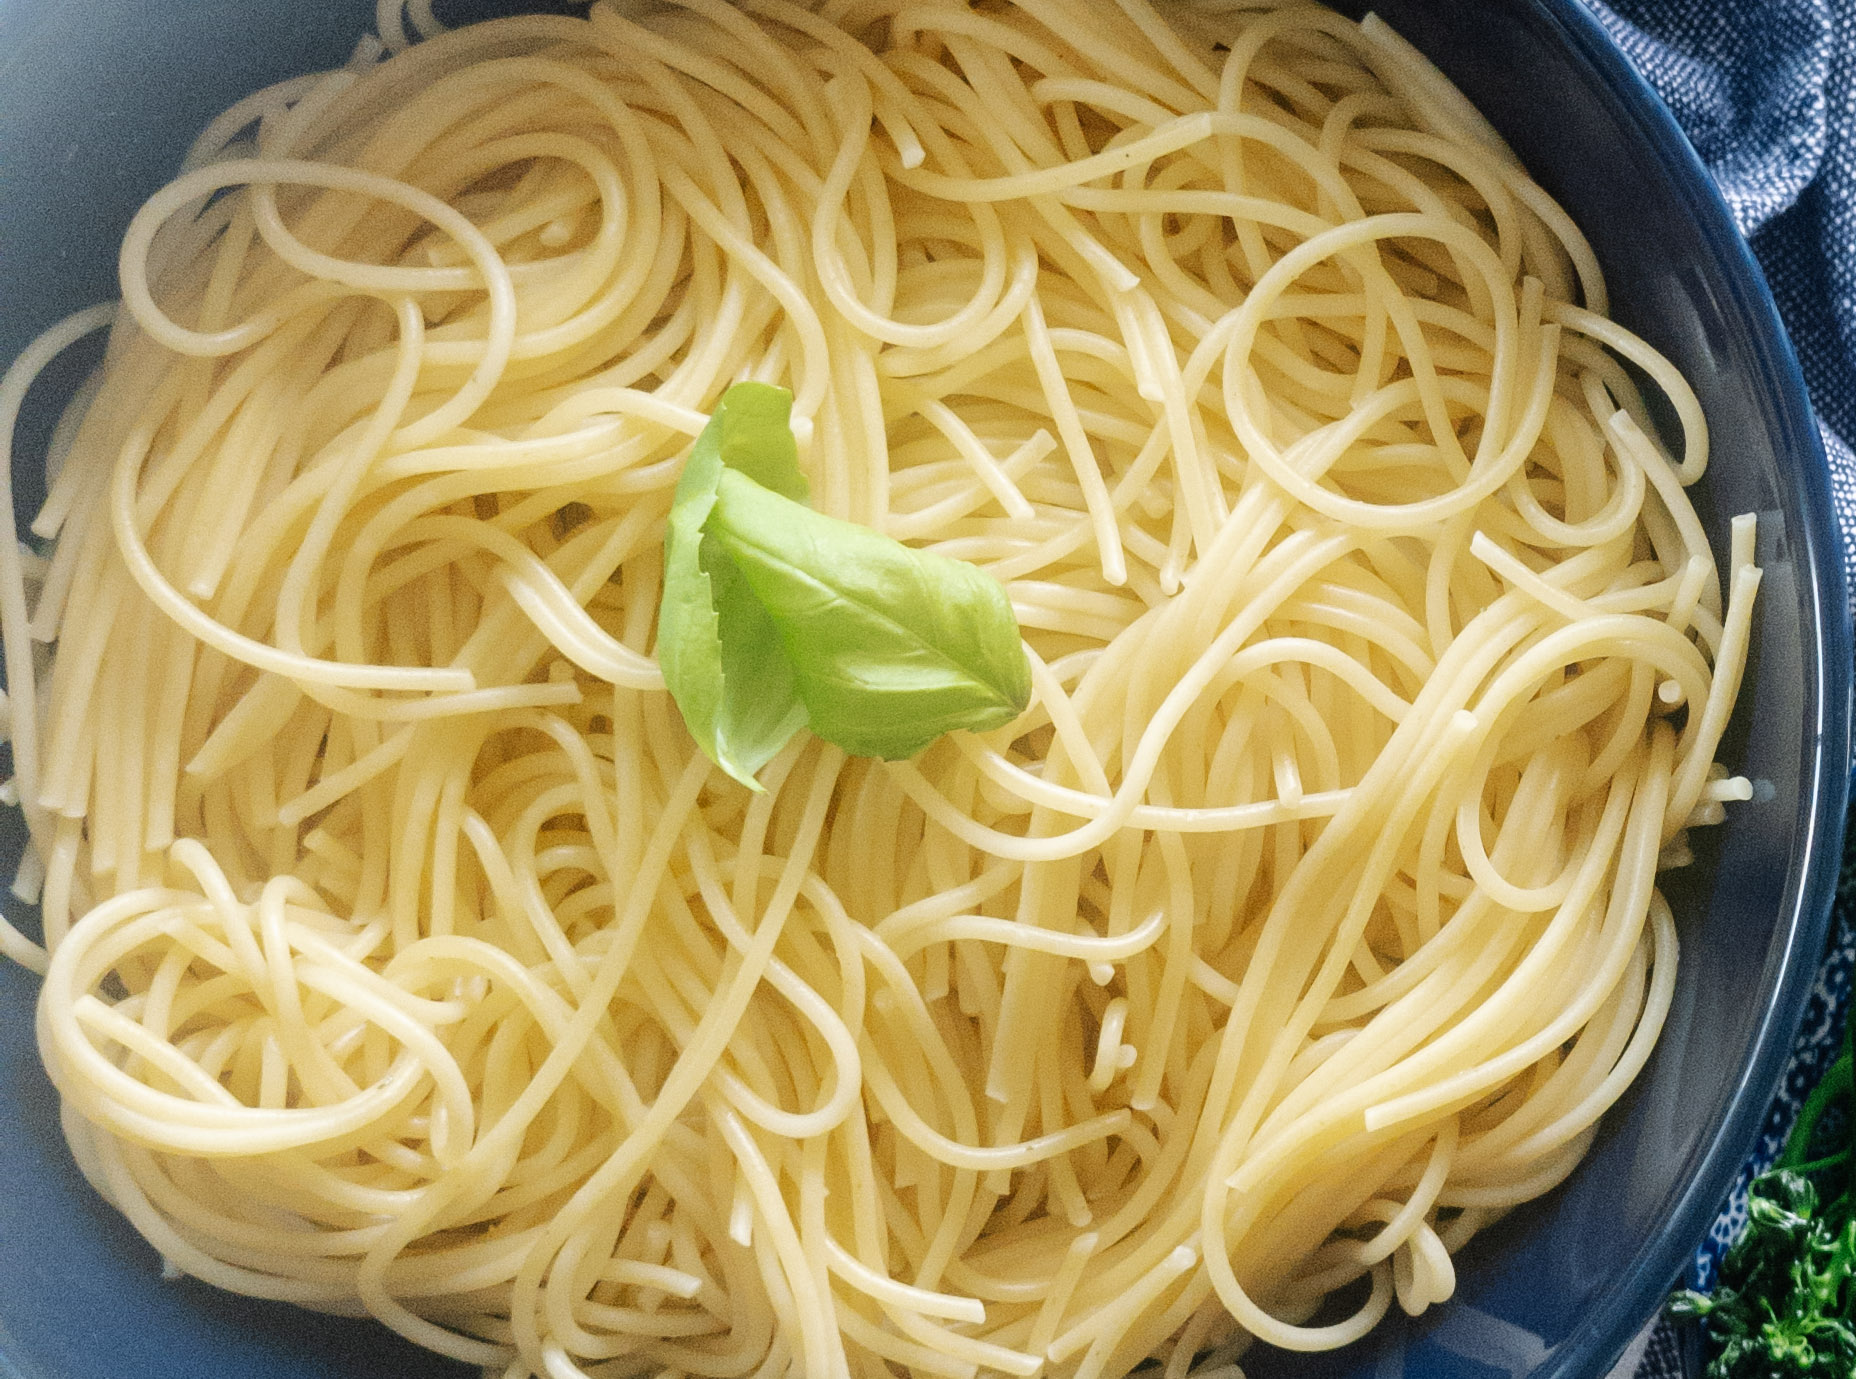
0,0,1756,1376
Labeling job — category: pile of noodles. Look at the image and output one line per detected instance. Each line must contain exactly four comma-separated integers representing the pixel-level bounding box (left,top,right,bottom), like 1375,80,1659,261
0,1,1755,1376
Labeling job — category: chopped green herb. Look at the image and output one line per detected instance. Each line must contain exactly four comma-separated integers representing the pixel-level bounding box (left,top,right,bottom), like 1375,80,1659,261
1670,949,1856,1379
656,382,1031,790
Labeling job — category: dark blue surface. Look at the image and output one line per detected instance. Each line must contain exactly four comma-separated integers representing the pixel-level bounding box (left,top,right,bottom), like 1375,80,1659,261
0,3,1847,1379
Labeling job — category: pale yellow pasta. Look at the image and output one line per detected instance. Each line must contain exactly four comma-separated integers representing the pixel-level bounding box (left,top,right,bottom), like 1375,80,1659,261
0,1,1756,1377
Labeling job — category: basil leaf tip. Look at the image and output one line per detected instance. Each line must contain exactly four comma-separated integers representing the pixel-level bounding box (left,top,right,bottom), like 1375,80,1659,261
655,382,1031,788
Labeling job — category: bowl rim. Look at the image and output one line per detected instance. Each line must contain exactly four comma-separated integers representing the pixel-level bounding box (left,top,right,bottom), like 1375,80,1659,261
0,3,1848,1378
1509,1,1853,1375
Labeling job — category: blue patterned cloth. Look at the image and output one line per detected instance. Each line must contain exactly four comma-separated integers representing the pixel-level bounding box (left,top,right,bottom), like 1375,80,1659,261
1577,1,1856,1373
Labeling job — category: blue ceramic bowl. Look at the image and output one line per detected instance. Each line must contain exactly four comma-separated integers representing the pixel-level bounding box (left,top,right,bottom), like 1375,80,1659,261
0,2,1847,1377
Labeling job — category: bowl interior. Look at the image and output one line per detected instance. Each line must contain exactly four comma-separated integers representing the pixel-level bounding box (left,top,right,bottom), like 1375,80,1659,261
0,3,1846,1378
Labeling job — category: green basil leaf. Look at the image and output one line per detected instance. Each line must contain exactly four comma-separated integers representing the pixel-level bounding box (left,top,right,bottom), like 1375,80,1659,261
705,542,809,778
707,467,1031,760
656,384,809,790
699,382,804,502
658,380,1031,783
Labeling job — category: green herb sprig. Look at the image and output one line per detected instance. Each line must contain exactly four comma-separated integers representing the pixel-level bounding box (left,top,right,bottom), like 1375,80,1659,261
1670,984,1856,1377
656,382,1032,790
